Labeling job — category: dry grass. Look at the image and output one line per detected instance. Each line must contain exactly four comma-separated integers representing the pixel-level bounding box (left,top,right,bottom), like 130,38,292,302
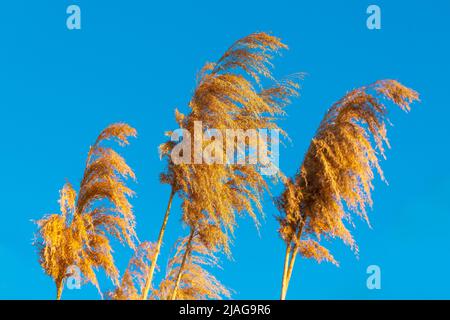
276,80,419,298
158,32,300,298
155,228,231,300
35,123,137,298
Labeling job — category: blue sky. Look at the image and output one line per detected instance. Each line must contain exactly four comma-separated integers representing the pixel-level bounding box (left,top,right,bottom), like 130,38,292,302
0,0,449,299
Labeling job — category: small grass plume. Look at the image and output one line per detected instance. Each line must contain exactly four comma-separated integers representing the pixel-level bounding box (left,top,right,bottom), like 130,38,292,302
35,123,137,299
155,228,231,300
107,242,156,300
276,80,419,299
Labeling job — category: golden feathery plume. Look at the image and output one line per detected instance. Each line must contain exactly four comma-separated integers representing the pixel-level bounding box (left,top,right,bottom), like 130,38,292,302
35,123,137,299
276,80,419,299
142,32,300,300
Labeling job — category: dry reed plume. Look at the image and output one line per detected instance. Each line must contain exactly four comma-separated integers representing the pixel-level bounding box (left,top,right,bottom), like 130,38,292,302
140,32,300,300
32,33,420,302
107,242,156,300
276,80,419,299
156,227,231,300
35,123,137,299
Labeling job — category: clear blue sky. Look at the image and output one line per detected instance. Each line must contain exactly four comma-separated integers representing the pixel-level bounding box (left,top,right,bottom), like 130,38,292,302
0,0,448,299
